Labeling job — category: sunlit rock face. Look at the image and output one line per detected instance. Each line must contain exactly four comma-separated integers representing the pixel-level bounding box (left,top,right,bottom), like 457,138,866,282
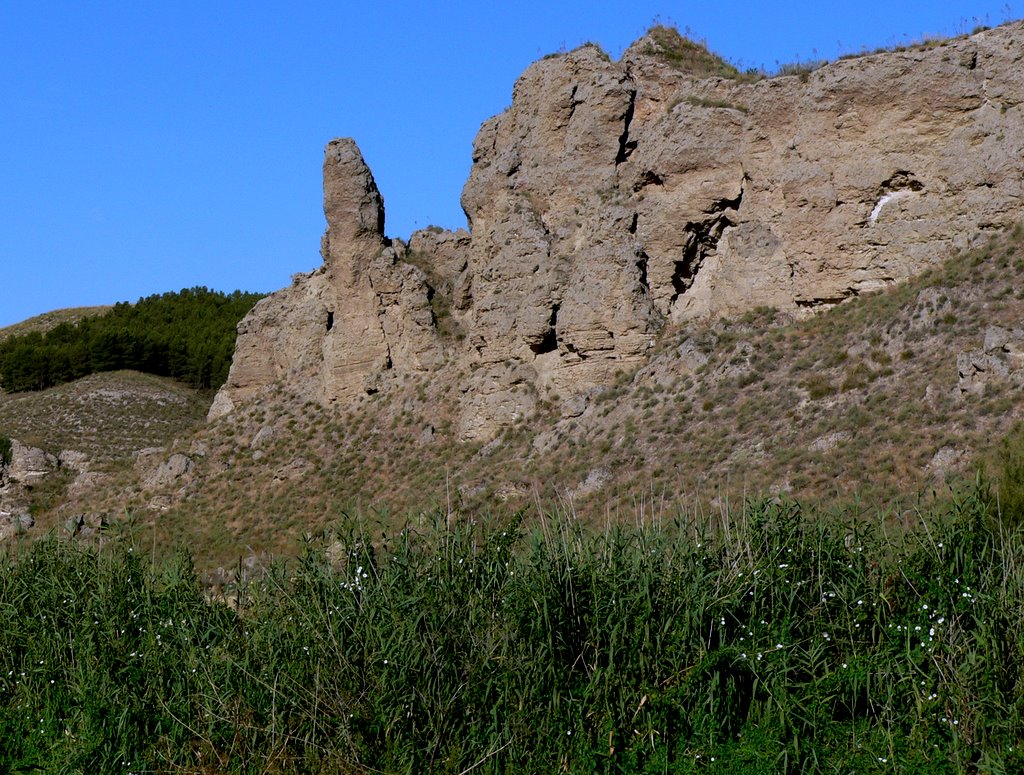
214,23,1024,440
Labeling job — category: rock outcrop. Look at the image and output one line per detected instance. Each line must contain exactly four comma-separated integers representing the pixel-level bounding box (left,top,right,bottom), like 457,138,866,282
0,438,59,541
211,139,442,417
213,23,1024,440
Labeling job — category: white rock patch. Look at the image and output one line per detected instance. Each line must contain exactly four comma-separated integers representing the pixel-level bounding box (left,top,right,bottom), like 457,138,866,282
869,189,914,224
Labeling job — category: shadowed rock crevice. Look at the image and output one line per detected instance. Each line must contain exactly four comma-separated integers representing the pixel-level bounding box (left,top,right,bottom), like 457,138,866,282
636,252,649,290
795,290,859,309
566,84,581,125
634,170,664,191
670,186,744,304
615,89,638,164
531,304,560,355
880,171,924,194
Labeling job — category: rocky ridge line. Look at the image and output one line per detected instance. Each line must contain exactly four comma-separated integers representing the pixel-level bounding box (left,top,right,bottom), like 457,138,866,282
213,23,1024,442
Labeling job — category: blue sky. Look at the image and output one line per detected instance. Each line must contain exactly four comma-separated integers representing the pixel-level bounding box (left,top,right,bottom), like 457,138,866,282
1,1,1018,327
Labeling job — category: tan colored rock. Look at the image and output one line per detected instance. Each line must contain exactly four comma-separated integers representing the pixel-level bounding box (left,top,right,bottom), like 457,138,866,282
7,439,58,485
142,453,194,490
213,139,443,419
213,22,1024,440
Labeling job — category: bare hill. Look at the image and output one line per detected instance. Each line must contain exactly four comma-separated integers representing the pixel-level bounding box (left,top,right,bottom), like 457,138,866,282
0,306,111,342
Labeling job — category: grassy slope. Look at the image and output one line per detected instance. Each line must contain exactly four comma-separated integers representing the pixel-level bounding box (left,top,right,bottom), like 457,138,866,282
0,306,111,342
0,371,210,533
0,370,209,468
91,226,1022,568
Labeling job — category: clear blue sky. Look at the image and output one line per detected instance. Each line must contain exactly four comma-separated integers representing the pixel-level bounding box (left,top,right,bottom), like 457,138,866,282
1,1,1017,327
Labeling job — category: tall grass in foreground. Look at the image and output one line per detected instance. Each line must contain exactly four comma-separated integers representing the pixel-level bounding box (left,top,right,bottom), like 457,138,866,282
2,489,1023,773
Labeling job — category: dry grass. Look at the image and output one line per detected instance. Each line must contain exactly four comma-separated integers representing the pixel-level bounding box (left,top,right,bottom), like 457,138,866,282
7,229,1024,570
0,371,208,467
641,25,754,81
74,226,1021,569
0,306,111,342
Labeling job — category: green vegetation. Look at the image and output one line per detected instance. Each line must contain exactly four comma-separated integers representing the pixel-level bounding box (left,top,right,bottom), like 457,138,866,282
994,421,1024,530
3,487,1024,772
0,288,263,393
643,25,759,82
0,434,11,466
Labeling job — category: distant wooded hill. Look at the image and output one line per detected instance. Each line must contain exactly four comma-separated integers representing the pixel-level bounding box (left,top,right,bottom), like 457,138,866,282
0,288,263,392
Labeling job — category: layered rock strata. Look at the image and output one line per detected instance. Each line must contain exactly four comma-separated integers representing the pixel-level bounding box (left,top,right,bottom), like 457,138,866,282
213,23,1024,439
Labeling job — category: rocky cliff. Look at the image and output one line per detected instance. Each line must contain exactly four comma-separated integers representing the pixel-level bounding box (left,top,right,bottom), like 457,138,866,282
212,23,1024,440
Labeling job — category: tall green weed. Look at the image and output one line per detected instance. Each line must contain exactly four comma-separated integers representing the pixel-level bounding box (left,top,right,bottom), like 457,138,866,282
1,489,1023,772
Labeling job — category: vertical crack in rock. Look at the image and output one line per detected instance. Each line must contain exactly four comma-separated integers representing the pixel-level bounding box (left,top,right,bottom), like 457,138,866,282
669,183,744,305
615,89,638,164
565,84,581,125
635,251,650,291
364,272,394,379
531,303,560,355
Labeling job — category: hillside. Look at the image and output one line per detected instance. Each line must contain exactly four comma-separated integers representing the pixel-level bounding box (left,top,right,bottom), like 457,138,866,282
5,20,1024,775
4,23,1024,568
0,288,263,393
26,224,1015,566
0,306,111,342
0,371,210,534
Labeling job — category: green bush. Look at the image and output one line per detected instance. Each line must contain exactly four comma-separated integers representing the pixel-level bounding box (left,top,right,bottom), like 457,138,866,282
0,434,10,466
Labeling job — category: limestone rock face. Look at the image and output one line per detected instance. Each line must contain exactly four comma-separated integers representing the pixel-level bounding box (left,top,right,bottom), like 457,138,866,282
7,439,58,485
957,325,1024,394
212,139,442,418
213,22,1024,440
0,439,60,538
